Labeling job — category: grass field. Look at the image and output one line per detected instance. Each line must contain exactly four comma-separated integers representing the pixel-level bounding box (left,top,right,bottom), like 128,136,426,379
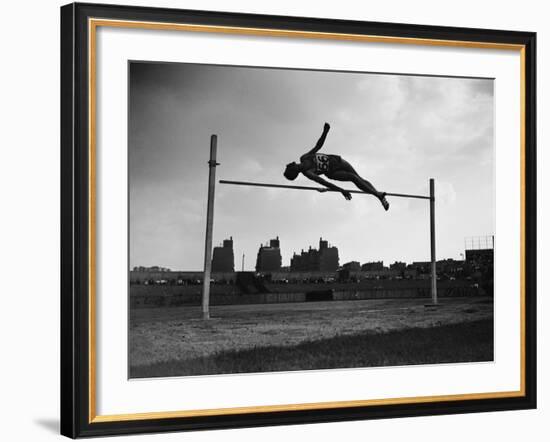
129,297,493,378
131,319,493,378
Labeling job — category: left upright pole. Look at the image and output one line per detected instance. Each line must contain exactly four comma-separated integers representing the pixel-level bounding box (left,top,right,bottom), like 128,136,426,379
202,135,218,320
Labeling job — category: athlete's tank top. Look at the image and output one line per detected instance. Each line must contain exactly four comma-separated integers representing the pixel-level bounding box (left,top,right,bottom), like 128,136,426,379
313,153,341,175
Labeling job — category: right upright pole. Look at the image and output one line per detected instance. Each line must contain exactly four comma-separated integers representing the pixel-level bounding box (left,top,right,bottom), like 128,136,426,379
430,178,438,305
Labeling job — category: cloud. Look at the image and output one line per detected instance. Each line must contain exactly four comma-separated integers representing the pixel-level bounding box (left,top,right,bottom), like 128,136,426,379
436,181,458,205
240,158,264,176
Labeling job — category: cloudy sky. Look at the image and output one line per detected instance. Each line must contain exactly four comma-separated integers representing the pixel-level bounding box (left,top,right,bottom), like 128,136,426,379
129,62,494,271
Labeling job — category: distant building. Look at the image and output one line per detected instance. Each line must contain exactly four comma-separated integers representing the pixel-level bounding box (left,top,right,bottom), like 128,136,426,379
409,259,467,277
342,261,361,272
464,236,494,295
465,248,493,279
390,261,407,271
256,237,282,272
464,235,494,273
212,237,235,272
465,249,494,265
437,258,465,273
410,261,431,274
290,237,339,272
361,261,384,271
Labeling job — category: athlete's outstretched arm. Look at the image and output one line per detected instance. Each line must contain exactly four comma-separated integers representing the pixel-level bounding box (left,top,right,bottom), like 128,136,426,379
305,122,330,155
303,170,352,200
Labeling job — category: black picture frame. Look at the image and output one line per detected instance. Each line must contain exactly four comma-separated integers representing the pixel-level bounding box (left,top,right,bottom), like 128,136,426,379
61,2,537,438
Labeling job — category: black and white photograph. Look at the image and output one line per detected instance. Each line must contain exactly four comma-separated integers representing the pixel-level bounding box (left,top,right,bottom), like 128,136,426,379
0,0,544,439
128,61,495,379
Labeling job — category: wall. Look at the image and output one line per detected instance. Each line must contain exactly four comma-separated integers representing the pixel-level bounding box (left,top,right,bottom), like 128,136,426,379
129,283,481,307
0,1,546,441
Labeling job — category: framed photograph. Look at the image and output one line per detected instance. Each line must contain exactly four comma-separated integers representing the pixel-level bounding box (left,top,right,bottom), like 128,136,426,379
60,2,536,438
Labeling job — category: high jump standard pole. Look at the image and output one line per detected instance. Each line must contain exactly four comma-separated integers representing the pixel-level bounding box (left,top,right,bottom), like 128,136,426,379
202,135,218,320
430,178,437,305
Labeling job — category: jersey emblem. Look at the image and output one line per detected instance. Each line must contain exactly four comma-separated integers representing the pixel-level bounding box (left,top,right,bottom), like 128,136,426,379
314,154,330,173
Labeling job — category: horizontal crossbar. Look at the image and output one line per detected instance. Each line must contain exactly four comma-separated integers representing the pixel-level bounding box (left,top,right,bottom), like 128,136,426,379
219,180,431,200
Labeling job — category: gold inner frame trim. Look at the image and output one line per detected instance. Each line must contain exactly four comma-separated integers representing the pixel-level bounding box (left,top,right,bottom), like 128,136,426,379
88,17,527,424
91,390,524,423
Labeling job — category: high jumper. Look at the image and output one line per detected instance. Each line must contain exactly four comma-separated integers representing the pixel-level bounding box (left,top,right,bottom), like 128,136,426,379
283,122,390,210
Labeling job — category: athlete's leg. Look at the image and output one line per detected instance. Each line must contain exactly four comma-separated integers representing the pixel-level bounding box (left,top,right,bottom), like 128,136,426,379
327,167,389,210
355,176,382,197
354,175,389,210
328,159,382,196
329,170,380,196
